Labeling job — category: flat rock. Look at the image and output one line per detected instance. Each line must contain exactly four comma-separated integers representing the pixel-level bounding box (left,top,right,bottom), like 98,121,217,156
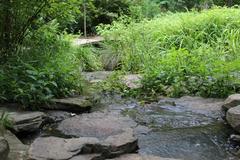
174,96,223,112
222,94,240,112
122,74,142,89
28,137,99,160
0,136,9,160
57,112,137,139
109,154,180,160
46,96,93,112
82,71,113,83
0,107,45,133
43,112,138,160
226,105,240,132
4,130,29,160
28,134,137,160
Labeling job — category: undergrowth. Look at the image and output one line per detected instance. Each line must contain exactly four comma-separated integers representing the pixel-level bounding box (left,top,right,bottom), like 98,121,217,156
98,7,240,98
0,21,101,108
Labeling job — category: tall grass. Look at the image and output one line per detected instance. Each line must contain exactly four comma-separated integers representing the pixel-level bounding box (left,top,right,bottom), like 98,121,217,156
98,7,240,98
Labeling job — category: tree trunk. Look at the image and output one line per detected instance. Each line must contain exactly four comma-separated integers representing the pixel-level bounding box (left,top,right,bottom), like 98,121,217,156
1,0,12,60
226,0,233,6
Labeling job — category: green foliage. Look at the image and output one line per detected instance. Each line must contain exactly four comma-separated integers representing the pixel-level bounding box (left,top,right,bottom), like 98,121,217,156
71,0,131,33
98,8,240,98
129,0,161,20
100,71,127,93
73,46,103,71
155,0,240,11
0,112,12,129
0,0,81,59
0,21,84,108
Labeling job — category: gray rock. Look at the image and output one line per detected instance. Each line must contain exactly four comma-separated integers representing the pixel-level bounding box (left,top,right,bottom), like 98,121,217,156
0,107,45,133
226,105,240,132
4,130,28,160
57,112,137,139
28,133,137,160
222,94,240,112
45,96,93,112
108,154,180,160
0,136,9,160
45,111,74,123
28,137,100,160
230,134,240,142
174,96,223,112
82,71,113,83
122,74,142,89
29,112,138,160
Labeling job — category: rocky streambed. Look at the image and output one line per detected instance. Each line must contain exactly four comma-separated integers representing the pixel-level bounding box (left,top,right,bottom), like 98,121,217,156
0,72,240,160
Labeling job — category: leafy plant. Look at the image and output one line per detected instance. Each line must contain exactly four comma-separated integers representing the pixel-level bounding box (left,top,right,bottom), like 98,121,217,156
98,7,240,98
0,112,12,129
0,21,84,108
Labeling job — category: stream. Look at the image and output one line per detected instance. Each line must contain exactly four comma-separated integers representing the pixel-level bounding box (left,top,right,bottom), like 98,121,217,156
18,93,240,160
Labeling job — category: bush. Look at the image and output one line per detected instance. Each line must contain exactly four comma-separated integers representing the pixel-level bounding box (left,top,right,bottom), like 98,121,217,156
98,7,240,98
0,21,85,108
73,46,102,72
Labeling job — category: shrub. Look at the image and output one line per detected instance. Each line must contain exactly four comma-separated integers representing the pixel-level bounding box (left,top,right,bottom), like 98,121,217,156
73,46,103,72
98,7,240,98
0,21,84,108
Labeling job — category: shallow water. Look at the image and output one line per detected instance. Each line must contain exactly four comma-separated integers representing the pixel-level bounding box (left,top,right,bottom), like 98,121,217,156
17,94,240,160
122,97,240,160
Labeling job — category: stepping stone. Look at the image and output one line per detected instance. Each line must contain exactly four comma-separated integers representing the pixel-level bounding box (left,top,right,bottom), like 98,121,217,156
4,130,29,160
29,112,138,159
28,134,137,160
44,96,93,112
0,106,45,133
57,112,137,139
28,137,100,160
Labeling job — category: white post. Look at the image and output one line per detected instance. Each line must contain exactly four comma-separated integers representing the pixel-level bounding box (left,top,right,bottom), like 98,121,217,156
83,0,87,37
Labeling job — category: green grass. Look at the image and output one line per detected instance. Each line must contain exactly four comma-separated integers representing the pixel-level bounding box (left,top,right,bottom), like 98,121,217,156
98,7,240,98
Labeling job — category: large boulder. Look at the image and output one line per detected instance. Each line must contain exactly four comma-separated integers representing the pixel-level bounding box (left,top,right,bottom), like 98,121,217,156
226,105,240,133
222,94,240,112
0,107,46,133
0,137,9,160
4,130,28,160
44,96,93,112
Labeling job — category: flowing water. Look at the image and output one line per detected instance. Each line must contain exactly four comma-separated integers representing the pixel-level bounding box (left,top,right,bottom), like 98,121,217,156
120,96,240,160
18,94,240,160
